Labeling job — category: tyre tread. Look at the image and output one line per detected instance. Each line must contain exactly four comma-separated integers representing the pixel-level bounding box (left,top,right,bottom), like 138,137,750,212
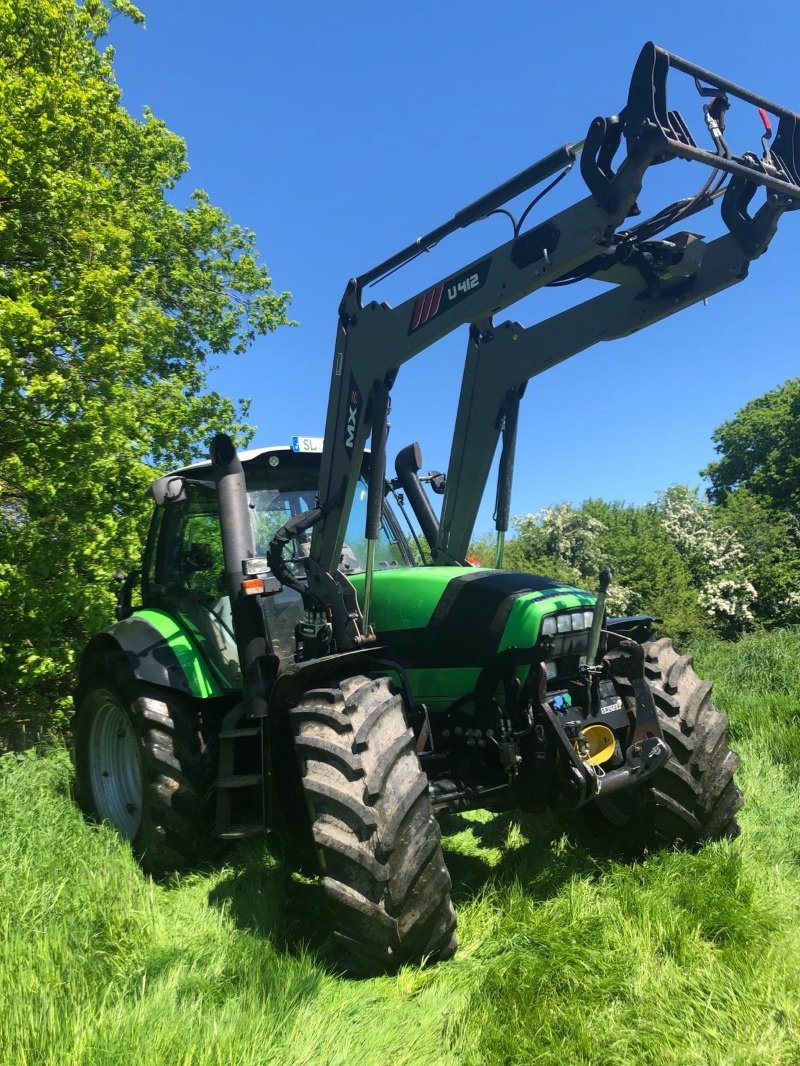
592,637,742,848
73,653,220,873
292,673,456,973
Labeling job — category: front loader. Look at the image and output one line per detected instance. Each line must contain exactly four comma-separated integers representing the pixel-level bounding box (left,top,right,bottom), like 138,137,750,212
74,44,800,972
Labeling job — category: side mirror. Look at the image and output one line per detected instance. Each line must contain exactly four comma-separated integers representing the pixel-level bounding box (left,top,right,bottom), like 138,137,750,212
150,474,187,506
426,471,446,495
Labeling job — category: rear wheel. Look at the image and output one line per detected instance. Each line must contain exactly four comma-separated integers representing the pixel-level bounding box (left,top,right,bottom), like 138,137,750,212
74,652,218,872
591,638,743,847
290,673,456,972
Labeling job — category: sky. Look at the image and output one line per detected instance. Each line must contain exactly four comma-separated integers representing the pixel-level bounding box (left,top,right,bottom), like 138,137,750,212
108,1,799,537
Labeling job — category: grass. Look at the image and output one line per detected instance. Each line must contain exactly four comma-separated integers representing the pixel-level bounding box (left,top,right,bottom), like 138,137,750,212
3,629,800,1065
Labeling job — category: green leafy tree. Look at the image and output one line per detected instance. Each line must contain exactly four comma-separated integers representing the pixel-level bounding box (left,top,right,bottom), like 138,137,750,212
703,378,800,511
581,498,706,641
0,0,292,733
716,487,800,627
702,380,800,630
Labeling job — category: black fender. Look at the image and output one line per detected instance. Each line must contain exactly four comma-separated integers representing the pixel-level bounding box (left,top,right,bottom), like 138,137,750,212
266,645,410,757
75,614,223,703
605,614,661,645
267,646,404,722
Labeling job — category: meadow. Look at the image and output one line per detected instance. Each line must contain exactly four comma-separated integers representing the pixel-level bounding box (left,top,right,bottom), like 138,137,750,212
3,629,800,1065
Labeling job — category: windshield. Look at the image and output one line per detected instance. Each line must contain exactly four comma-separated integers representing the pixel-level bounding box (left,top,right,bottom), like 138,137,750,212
249,479,410,573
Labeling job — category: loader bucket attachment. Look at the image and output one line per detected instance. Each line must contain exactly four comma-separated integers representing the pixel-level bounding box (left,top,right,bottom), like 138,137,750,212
627,43,800,198
625,42,800,201
580,42,800,251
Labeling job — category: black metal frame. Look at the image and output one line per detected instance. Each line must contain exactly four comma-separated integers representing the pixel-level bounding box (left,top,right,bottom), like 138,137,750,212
291,42,799,655
435,230,750,562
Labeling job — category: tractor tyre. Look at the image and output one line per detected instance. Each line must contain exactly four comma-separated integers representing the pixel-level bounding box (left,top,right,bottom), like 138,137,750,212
74,651,218,873
290,673,457,973
590,637,743,847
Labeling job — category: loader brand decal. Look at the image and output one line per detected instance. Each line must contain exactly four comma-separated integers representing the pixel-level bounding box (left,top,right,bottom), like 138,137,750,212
408,257,492,334
343,374,361,451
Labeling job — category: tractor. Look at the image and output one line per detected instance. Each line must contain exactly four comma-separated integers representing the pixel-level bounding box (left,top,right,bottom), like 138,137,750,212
73,44,799,972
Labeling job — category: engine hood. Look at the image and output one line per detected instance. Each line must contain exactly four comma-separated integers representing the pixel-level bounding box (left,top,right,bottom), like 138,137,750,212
347,566,595,671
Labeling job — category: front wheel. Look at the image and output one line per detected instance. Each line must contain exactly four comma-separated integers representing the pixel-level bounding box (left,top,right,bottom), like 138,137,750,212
290,673,457,973
590,638,743,847
73,652,218,872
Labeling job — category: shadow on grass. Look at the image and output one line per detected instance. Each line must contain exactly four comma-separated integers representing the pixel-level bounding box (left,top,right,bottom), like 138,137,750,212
206,805,643,973
440,806,639,906
207,836,339,969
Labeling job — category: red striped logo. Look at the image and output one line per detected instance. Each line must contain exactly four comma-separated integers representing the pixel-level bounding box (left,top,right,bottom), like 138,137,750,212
410,282,444,331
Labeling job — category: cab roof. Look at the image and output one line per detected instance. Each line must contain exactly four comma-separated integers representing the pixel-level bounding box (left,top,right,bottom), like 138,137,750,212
150,441,370,506
167,445,300,480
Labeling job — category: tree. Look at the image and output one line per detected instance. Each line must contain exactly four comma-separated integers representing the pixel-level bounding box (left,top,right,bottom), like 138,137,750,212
503,504,605,593
658,487,756,638
702,380,800,631
581,498,707,641
716,487,800,627
482,499,706,642
0,0,293,734
703,378,800,511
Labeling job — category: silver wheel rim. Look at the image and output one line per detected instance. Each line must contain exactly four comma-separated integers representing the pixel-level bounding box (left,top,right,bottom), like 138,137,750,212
88,697,143,839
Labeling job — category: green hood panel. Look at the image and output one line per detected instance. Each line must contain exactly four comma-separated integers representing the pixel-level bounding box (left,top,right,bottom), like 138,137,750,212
347,567,485,631
349,567,596,712
348,567,594,647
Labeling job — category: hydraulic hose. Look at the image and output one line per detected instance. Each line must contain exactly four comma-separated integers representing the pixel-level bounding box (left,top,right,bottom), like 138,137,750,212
267,508,324,597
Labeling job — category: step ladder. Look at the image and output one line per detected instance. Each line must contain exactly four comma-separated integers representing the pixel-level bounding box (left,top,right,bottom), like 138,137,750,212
213,701,267,841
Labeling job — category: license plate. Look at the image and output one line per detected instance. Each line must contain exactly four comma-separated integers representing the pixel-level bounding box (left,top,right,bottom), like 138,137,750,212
291,436,324,453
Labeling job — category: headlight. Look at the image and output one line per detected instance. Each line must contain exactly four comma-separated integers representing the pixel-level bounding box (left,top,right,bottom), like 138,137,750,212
544,609,595,636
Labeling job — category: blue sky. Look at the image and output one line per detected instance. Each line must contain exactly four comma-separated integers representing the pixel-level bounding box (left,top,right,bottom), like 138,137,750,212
109,2,799,537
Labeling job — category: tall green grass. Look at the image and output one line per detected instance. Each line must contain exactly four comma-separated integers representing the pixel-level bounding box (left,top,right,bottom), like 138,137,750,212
3,629,800,1064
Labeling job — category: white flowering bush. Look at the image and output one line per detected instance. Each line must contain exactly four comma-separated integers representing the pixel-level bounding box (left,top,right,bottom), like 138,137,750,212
659,486,756,634
512,504,634,614
515,504,605,572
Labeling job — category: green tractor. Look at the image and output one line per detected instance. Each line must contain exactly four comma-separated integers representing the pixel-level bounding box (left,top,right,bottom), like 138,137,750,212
74,44,799,972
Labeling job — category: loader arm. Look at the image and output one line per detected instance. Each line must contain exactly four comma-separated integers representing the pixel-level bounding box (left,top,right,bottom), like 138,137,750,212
435,230,755,564
297,41,800,656
310,185,645,577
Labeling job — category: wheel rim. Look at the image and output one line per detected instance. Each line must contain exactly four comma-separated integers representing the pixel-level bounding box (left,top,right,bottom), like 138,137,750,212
88,696,143,839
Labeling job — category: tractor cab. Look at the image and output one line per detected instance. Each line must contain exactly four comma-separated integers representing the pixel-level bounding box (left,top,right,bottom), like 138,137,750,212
142,441,413,677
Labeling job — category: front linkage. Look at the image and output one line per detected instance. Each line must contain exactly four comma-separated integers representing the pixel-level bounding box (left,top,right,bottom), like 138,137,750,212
417,594,673,820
